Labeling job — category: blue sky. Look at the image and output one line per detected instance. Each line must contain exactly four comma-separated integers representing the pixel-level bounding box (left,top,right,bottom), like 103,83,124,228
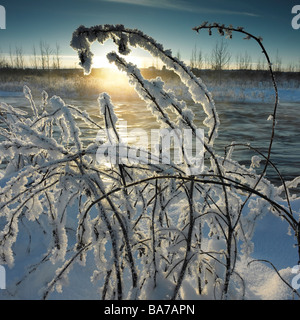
0,0,299,68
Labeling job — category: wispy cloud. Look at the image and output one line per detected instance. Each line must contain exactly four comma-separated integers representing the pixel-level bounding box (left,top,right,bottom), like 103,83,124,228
101,0,260,17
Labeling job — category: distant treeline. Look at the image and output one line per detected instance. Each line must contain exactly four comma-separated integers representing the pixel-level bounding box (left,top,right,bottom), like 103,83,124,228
184,41,300,73
0,42,61,70
0,67,299,87
1,39,300,73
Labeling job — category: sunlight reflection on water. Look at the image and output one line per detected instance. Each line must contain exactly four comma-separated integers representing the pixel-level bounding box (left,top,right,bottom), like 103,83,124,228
1,94,299,192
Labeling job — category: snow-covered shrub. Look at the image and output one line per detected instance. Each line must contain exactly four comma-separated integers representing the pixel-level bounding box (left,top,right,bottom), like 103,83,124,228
0,24,299,300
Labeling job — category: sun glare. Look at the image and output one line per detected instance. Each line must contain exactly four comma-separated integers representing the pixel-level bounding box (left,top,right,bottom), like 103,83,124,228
93,64,138,98
93,54,144,69
91,53,152,98
87,41,159,97
90,40,152,69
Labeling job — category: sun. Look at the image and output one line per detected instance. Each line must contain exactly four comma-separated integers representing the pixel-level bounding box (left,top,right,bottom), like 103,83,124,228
93,54,144,69
87,42,156,97
90,40,151,69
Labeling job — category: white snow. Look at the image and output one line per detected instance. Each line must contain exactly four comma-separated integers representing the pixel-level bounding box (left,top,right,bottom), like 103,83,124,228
0,191,298,300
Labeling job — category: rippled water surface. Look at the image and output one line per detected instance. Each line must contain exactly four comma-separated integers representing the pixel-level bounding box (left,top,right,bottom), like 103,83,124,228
1,93,299,192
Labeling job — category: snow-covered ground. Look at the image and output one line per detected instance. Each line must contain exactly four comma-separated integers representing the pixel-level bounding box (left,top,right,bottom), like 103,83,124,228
0,188,298,300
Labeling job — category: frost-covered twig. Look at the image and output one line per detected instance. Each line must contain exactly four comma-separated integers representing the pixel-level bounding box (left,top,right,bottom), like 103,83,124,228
193,22,279,216
248,259,300,299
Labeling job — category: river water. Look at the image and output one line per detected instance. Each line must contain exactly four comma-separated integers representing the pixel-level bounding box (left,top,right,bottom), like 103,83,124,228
1,93,299,193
